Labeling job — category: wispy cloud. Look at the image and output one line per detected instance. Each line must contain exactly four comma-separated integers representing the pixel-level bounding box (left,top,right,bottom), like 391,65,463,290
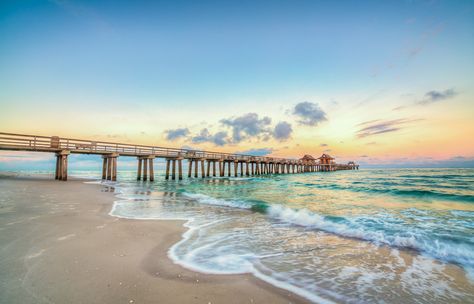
164,128,189,141
191,129,228,146
394,88,458,110
221,113,272,143
273,121,292,141
292,102,327,126
417,88,458,105
407,22,444,59
356,118,422,138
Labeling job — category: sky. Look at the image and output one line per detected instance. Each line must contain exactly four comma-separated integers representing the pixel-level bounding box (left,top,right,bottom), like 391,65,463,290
1,0,474,168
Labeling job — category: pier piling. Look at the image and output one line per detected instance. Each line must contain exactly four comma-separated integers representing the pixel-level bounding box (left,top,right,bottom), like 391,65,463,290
0,132,359,182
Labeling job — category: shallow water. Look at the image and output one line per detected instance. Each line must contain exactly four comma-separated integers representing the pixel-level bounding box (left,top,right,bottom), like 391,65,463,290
20,168,474,303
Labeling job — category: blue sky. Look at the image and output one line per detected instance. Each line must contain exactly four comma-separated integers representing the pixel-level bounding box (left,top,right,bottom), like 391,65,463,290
1,0,473,168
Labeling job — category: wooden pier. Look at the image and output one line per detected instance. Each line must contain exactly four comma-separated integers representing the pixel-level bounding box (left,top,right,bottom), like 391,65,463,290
0,132,359,181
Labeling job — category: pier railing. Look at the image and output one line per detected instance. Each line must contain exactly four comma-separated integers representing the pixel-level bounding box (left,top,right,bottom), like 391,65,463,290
0,132,296,163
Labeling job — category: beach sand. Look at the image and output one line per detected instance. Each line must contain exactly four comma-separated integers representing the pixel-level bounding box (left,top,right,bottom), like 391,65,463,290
0,176,309,304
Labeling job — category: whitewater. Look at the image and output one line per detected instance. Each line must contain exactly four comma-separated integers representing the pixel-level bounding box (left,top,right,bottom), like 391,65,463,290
107,168,474,303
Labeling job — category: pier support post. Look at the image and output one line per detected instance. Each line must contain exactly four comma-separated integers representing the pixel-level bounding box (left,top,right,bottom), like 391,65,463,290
172,159,176,180
233,161,237,177
54,155,60,179
188,160,192,178
206,160,211,177
55,155,61,180
227,162,231,177
178,159,183,180
213,161,216,177
102,153,118,181
245,162,249,176
55,156,59,180
112,157,117,181
194,159,198,178
55,151,70,181
62,154,68,181
137,159,142,180
240,162,244,176
102,158,107,180
106,157,112,180
166,159,171,180
201,159,205,178
143,158,148,181
149,158,154,182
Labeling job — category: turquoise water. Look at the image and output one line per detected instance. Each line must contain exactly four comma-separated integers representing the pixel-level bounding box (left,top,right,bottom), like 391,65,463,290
26,168,474,302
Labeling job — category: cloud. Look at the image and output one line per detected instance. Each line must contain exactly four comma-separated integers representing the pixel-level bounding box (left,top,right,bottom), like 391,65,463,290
392,105,407,111
293,102,327,126
273,121,292,141
408,23,444,59
354,90,386,108
320,143,328,147
164,128,189,141
221,113,272,143
191,128,228,146
394,88,458,111
237,148,274,156
417,88,457,105
356,118,422,138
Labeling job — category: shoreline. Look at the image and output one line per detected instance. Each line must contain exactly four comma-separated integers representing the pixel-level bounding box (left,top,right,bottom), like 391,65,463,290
0,175,310,304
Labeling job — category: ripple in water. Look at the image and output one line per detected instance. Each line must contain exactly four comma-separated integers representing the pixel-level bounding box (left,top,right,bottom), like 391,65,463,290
108,168,474,303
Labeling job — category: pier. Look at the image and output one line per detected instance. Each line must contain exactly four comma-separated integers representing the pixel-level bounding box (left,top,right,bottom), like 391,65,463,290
0,132,358,181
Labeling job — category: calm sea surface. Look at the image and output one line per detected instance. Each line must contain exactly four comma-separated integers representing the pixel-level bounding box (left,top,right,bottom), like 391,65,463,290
25,168,474,303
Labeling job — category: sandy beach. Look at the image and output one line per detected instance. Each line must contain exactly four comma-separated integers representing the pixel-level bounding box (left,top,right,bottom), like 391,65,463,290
0,176,309,304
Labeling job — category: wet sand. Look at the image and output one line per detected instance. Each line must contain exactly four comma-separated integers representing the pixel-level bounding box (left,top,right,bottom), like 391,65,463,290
0,176,309,304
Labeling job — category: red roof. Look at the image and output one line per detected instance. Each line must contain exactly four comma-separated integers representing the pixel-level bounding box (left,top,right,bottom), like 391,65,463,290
317,153,334,160
300,154,316,161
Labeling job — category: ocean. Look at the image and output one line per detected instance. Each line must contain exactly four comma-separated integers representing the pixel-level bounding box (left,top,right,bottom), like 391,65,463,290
22,168,474,303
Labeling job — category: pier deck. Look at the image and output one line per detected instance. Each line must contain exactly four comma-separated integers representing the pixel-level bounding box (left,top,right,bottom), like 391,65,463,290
0,132,358,181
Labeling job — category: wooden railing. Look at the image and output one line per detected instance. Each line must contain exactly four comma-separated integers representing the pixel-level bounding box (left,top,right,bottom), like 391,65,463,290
0,132,301,163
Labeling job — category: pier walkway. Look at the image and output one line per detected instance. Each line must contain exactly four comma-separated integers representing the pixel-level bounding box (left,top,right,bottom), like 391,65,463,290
0,132,358,181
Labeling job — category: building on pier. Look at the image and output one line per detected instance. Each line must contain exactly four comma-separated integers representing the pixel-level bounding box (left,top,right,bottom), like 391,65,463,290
0,132,359,181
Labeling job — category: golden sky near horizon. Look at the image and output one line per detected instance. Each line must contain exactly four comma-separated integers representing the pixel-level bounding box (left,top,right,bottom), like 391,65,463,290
1,0,474,167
